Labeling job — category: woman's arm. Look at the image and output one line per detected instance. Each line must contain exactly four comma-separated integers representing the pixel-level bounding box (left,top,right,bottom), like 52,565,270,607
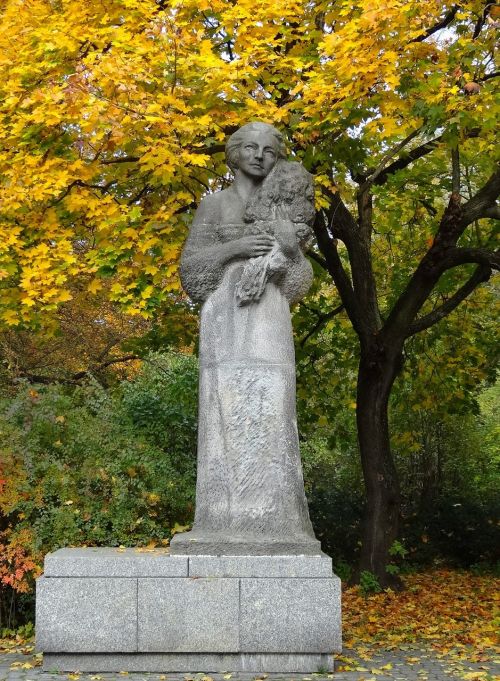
180,197,274,302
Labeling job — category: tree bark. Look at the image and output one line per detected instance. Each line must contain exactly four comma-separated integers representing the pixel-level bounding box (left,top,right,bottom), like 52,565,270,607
356,341,403,589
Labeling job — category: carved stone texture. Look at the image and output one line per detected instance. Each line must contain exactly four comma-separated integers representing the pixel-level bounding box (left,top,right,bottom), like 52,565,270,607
171,122,321,556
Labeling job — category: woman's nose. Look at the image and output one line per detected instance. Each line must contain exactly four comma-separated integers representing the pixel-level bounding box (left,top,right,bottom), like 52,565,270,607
254,147,264,160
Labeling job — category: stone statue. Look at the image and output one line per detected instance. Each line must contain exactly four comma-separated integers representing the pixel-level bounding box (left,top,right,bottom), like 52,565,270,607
36,122,340,674
170,121,322,555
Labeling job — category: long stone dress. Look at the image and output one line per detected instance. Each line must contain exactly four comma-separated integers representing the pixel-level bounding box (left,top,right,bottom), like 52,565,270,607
170,186,321,555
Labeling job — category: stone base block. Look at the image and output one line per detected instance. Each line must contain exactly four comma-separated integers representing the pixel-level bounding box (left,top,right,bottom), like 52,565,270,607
169,531,323,556
43,653,335,673
37,549,341,673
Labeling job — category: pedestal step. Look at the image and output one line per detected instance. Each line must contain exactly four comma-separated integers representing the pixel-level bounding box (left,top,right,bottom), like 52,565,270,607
36,548,342,673
43,653,335,673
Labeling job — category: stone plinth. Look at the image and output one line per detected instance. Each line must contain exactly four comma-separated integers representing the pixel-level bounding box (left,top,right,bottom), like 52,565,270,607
36,548,341,673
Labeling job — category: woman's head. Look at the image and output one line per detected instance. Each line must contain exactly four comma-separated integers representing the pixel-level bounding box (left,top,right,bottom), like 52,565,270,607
226,122,287,175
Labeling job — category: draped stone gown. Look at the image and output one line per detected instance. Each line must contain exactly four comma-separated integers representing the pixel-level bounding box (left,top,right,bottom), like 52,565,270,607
170,186,321,555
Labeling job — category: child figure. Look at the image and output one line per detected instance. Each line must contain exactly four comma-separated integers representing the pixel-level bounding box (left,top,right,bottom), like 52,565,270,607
235,160,315,306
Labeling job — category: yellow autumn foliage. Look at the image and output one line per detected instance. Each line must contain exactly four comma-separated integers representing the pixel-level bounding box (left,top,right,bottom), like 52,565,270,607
0,0,498,325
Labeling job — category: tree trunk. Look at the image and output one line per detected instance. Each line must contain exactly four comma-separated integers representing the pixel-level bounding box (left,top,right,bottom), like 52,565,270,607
356,344,403,589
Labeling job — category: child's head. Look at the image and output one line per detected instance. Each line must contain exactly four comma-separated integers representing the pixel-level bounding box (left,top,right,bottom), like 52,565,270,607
245,160,315,225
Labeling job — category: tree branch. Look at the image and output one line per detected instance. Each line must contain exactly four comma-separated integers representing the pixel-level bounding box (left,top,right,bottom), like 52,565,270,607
478,70,500,83
451,145,460,196
327,190,360,239
358,128,422,191
306,249,327,270
100,156,140,165
406,265,492,336
440,246,500,271
410,5,459,43
18,354,139,385
71,354,139,380
472,1,494,39
300,304,345,346
319,191,382,335
483,205,500,219
312,210,365,336
51,179,117,205
98,143,225,166
457,164,500,232
372,137,442,185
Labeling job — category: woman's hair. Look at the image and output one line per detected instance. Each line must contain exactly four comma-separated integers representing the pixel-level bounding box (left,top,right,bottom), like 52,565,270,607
225,122,287,172
245,160,315,225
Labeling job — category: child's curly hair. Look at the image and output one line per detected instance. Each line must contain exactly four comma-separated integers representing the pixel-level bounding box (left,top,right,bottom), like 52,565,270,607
244,160,315,228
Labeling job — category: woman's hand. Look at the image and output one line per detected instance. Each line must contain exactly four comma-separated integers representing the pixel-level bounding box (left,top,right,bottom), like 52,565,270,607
231,233,275,258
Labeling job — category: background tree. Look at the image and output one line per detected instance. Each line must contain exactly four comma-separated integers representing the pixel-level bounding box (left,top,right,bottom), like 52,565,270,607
0,0,498,584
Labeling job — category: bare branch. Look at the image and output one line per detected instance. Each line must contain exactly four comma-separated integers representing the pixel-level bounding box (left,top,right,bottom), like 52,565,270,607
128,182,152,205
473,1,495,39
18,354,139,385
326,190,359,239
319,191,382,334
372,137,442,186
312,210,365,336
440,246,500,271
451,146,460,196
71,354,139,380
419,199,438,216
407,265,492,336
383,165,499,342
358,128,422,191
410,5,459,43
483,205,500,220
300,304,345,346
50,179,117,206
306,249,327,270
458,164,500,231
478,70,500,82
98,144,225,167
100,156,140,165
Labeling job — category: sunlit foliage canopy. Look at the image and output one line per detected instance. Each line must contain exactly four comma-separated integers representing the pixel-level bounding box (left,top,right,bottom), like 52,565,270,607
0,0,498,327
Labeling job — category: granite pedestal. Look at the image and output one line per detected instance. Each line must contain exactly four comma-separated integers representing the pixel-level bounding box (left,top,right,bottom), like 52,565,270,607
36,548,341,673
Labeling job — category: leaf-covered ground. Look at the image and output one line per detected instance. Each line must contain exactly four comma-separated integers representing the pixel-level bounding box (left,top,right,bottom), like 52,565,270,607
337,569,499,679
0,570,498,680
343,569,499,652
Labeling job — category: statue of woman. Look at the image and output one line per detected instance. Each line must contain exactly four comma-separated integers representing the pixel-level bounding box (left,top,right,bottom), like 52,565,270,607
170,122,321,555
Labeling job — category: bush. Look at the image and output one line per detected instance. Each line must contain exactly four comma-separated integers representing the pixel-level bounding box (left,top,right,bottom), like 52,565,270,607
301,436,364,566
401,493,500,569
0,352,198,627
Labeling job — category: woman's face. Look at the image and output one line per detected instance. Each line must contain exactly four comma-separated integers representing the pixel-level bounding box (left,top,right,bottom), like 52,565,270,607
236,130,278,180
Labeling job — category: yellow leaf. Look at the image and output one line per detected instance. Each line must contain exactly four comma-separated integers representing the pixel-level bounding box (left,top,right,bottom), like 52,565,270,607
87,279,103,294
1,309,19,326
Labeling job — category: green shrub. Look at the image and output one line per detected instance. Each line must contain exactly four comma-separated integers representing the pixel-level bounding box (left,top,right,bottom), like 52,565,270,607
0,352,198,627
359,570,382,595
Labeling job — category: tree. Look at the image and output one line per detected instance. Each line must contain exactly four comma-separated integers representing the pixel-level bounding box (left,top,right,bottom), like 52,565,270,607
1,0,498,584
0,285,197,388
